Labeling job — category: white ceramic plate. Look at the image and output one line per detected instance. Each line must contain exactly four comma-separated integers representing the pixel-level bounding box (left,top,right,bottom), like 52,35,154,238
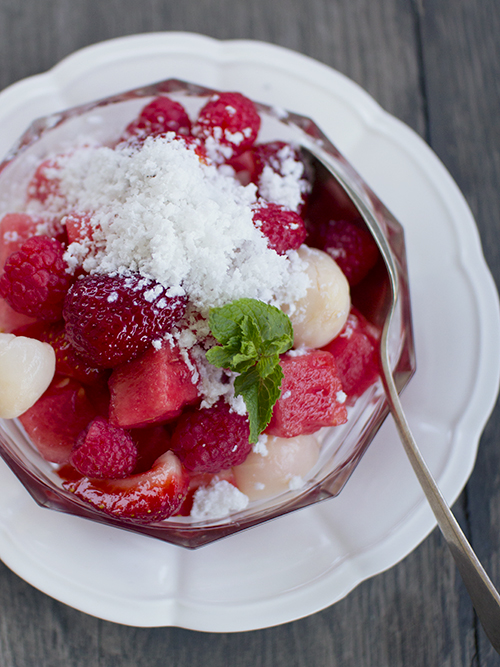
0,33,498,632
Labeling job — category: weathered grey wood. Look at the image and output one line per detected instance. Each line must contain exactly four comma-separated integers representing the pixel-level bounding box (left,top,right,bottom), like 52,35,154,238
417,0,500,664
0,0,498,665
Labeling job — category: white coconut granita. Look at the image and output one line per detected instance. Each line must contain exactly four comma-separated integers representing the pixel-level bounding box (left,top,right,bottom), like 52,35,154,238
46,134,309,316
33,133,312,423
257,143,311,212
190,479,249,521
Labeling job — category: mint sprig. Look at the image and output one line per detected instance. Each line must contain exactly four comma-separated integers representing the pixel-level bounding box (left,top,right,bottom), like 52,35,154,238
206,298,294,443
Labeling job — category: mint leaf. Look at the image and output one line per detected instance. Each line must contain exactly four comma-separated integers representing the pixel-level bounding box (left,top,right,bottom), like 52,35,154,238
234,365,284,443
206,298,294,443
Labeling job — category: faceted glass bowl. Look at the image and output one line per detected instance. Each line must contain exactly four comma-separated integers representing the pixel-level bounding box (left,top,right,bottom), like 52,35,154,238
0,79,415,548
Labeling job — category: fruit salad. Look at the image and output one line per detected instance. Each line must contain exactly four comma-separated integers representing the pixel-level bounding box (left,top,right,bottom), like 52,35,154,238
0,83,386,530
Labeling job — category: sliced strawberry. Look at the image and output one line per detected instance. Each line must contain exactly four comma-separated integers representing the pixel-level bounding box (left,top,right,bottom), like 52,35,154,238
63,450,190,523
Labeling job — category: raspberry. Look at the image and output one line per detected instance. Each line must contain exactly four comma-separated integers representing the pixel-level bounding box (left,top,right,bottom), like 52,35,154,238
314,219,380,286
252,202,307,255
0,235,73,321
70,416,138,479
170,400,252,473
125,96,192,140
194,92,260,157
63,273,186,367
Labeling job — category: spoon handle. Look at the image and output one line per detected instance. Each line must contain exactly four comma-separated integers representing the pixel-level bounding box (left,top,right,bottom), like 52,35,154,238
303,140,500,652
381,325,500,652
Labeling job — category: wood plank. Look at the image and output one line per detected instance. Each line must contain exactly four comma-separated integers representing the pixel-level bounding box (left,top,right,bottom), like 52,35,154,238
418,0,500,662
0,0,496,664
0,561,100,667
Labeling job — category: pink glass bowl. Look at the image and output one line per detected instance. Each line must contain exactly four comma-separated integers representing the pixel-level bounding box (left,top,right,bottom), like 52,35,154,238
0,79,415,548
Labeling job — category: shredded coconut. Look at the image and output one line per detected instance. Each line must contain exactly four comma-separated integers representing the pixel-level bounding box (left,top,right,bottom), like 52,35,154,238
336,390,347,404
257,144,311,212
190,479,249,520
288,475,304,490
48,135,308,316
252,434,269,457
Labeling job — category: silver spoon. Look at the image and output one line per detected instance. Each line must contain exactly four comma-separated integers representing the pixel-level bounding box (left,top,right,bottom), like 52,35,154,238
301,139,500,653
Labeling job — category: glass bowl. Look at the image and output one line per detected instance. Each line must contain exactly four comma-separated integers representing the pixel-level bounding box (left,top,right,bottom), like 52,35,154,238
0,79,415,548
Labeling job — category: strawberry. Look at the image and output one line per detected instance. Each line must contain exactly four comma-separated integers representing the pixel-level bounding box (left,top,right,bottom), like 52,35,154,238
63,450,189,523
63,273,186,367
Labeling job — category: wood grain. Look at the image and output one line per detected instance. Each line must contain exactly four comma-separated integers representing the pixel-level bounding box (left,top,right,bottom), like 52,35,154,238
0,0,499,665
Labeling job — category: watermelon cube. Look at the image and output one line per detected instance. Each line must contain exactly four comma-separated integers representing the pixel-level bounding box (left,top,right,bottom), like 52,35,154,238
18,376,98,463
109,341,199,429
322,307,380,403
266,350,347,438
0,213,38,269
64,211,96,244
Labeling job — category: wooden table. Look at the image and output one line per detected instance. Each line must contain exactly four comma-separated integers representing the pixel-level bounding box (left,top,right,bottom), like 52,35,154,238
0,1,499,665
